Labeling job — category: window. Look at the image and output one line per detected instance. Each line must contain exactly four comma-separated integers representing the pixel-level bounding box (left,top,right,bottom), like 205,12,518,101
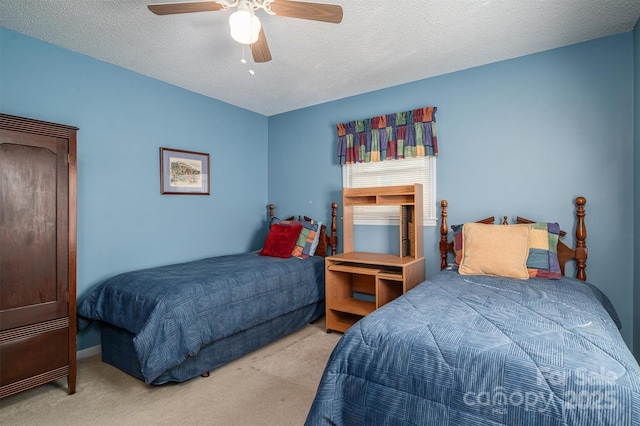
342,156,436,226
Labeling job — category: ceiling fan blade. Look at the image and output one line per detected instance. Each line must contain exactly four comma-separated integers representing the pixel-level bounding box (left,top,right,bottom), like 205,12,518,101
269,0,343,23
251,28,272,63
148,2,224,15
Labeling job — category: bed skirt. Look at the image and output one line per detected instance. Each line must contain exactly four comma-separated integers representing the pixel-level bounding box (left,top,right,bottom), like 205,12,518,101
101,301,325,385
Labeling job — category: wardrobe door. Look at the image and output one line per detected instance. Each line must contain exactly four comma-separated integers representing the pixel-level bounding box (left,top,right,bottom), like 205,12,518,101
0,130,69,330
0,113,77,398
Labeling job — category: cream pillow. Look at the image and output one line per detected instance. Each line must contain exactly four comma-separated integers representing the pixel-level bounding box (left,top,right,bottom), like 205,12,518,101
459,223,531,280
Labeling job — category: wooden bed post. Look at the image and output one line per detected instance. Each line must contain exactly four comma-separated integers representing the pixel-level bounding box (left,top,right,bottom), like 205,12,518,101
268,204,275,221
575,196,587,281
439,200,449,270
329,202,338,255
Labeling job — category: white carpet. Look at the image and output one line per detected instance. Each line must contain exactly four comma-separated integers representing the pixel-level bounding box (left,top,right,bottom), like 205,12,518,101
0,320,341,426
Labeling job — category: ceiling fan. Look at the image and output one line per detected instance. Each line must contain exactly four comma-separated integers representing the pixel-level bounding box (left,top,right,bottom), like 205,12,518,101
147,0,343,63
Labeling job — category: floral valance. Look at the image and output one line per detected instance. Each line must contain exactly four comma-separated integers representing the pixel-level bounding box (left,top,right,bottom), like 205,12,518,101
336,106,438,165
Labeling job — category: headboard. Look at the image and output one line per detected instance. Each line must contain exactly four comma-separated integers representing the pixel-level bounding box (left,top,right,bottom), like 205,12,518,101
268,202,338,257
439,197,588,280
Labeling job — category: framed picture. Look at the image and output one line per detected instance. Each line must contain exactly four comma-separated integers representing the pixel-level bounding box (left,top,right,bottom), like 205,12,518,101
160,147,210,195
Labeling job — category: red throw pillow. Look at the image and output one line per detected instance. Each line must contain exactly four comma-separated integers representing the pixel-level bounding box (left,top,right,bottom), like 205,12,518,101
259,223,303,258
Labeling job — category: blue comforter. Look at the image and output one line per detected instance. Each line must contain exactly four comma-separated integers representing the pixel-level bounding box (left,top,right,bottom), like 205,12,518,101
78,251,325,384
306,270,640,425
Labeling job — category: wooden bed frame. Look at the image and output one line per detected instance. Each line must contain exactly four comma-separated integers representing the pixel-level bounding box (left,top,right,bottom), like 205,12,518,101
438,197,588,280
268,202,338,257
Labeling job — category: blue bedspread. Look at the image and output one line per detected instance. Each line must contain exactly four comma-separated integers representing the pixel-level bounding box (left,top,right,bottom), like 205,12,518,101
78,251,325,384
306,271,640,425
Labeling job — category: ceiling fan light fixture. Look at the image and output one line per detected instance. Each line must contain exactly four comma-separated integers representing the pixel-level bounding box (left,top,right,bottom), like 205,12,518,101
149,0,344,63
229,8,261,45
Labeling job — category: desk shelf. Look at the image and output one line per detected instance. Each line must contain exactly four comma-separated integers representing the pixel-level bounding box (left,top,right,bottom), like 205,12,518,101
326,184,426,333
325,252,425,333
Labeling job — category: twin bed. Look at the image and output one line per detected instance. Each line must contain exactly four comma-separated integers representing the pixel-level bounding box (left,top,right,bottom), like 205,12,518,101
77,203,337,385
78,195,640,425
305,197,640,425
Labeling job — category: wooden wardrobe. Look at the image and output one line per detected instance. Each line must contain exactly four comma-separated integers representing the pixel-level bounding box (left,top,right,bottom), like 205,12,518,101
0,113,77,398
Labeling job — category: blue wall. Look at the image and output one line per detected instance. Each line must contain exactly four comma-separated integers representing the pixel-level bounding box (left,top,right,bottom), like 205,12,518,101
269,33,637,349
0,28,270,349
2,26,637,354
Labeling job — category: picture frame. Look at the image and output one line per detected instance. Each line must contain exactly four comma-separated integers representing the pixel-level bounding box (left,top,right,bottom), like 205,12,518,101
160,147,210,195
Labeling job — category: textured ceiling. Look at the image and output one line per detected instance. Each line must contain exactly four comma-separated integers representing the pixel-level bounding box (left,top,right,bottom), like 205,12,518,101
1,1,639,116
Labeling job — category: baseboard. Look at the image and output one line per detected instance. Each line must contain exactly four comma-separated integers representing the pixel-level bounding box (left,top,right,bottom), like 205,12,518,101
77,345,101,360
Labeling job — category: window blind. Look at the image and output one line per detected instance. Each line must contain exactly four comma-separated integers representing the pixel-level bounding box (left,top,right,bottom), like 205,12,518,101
342,156,436,226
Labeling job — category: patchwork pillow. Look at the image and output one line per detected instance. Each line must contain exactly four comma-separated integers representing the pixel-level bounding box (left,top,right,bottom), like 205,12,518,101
292,219,321,258
452,223,464,265
459,223,531,280
526,222,562,279
308,221,323,256
269,216,323,258
269,216,292,227
259,223,302,258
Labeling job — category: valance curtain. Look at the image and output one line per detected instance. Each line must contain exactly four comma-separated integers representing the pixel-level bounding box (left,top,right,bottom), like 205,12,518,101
336,107,438,165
